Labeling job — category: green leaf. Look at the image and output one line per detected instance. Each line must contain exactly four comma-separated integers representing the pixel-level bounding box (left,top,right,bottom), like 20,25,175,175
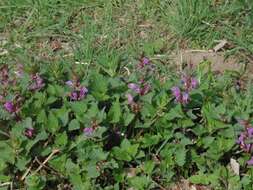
49,154,67,173
141,134,161,148
69,174,87,190
68,119,80,131
123,112,135,126
37,110,47,124
87,163,100,178
89,148,108,162
22,117,33,129
25,130,48,152
108,97,121,123
143,161,155,175
128,176,151,190
25,174,45,190
55,132,68,148
55,107,69,126
90,73,109,100
0,141,15,164
175,147,186,167
166,105,184,120
16,157,31,171
47,112,60,133
189,173,210,185
70,101,87,116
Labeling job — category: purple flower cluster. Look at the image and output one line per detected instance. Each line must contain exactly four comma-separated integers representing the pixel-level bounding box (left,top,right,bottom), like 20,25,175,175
237,127,253,152
171,87,190,104
181,75,198,90
4,101,15,113
138,57,150,69
128,82,151,96
171,75,198,104
66,80,88,101
29,73,45,91
237,121,253,165
24,128,35,138
83,127,94,136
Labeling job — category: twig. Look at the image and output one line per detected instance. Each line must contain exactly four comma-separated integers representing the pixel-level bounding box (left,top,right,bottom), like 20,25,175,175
0,182,11,187
34,157,64,177
34,149,60,173
21,160,35,181
123,66,130,76
0,130,10,138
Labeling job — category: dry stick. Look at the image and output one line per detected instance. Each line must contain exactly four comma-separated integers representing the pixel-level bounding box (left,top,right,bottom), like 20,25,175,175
34,157,64,177
0,182,13,190
21,149,60,181
21,160,35,181
0,182,11,187
34,149,60,174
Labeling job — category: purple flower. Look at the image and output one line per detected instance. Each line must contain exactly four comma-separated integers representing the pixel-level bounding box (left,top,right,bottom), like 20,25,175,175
140,83,151,96
70,91,78,101
4,101,14,113
247,157,253,165
181,75,198,90
182,92,190,104
128,83,141,94
69,86,88,101
138,57,150,68
24,128,35,138
83,127,94,136
247,128,253,137
29,73,45,91
66,80,74,87
237,128,253,152
79,87,88,100
171,86,181,101
142,57,150,65
126,94,134,104
191,78,198,89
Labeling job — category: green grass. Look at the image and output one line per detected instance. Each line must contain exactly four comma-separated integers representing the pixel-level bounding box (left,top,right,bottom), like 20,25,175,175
1,0,252,71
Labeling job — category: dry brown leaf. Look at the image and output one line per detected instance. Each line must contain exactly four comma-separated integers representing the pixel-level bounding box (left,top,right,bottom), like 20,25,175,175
213,39,227,52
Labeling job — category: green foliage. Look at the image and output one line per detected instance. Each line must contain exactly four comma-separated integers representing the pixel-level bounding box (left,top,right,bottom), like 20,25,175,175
0,0,253,189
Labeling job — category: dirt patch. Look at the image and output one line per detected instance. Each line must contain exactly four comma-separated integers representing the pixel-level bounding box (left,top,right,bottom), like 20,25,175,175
170,179,212,190
174,50,245,73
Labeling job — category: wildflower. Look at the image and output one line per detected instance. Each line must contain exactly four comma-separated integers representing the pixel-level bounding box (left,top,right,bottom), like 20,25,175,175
69,87,88,101
138,57,150,68
126,93,134,105
237,124,253,153
128,82,151,96
83,127,94,136
191,78,198,89
128,83,141,94
142,57,150,65
140,83,151,96
171,86,181,101
181,75,198,90
4,101,15,113
29,73,45,91
247,157,253,165
66,80,88,101
24,128,35,138
79,87,88,100
182,92,190,104
65,80,74,87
